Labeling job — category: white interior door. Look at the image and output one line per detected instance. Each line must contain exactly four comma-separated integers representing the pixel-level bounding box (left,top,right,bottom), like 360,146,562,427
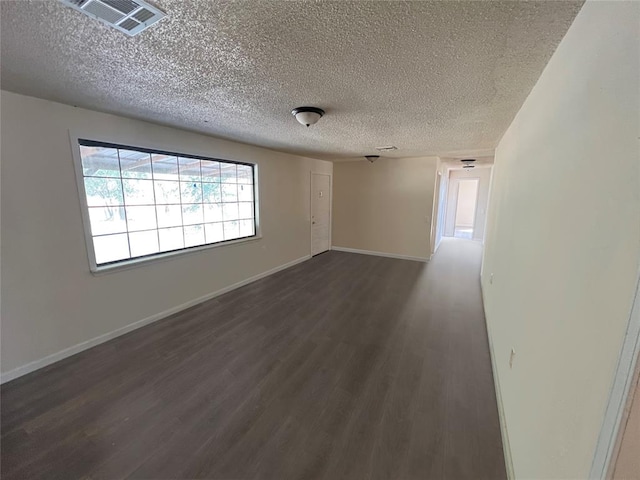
311,173,331,256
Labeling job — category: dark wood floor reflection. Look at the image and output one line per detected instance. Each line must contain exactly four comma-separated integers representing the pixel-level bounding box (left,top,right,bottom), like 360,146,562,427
1,239,506,480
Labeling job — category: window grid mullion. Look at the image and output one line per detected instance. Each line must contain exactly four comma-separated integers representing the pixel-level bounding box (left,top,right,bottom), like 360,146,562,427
116,148,133,259
177,158,186,248
199,159,205,245
87,201,249,207
150,153,162,253
221,178,226,240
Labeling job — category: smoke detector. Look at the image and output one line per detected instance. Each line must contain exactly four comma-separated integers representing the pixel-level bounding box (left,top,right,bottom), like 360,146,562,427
375,146,397,152
365,155,380,163
291,107,325,127
58,0,165,36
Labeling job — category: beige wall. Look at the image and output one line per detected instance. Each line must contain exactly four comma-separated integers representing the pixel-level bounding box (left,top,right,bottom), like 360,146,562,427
481,1,640,478
0,91,332,378
444,167,492,241
332,157,438,260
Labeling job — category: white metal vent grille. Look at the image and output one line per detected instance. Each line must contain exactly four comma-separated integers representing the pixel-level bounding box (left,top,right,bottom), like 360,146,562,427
58,0,165,36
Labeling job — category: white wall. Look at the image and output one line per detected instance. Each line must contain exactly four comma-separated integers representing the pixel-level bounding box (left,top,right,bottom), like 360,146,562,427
332,157,438,260
444,167,492,241
481,1,640,478
0,91,332,379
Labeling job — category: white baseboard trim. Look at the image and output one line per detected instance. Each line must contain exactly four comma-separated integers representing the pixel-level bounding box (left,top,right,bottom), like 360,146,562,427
331,246,428,263
0,255,311,385
481,280,515,480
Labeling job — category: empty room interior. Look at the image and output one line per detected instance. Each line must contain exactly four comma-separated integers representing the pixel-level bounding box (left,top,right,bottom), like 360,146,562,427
1,1,640,479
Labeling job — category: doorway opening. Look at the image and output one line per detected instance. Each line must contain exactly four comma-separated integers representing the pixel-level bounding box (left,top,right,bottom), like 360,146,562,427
453,179,479,239
431,162,493,249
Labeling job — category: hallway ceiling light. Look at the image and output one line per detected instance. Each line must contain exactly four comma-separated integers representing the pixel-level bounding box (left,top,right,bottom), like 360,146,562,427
375,146,397,152
463,165,475,169
291,107,325,127
461,158,476,164
365,155,380,163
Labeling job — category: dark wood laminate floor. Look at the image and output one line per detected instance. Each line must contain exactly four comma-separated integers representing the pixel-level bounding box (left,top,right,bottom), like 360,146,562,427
1,238,506,480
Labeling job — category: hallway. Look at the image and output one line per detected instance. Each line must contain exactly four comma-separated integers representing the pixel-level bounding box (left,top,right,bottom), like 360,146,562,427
1,239,505,479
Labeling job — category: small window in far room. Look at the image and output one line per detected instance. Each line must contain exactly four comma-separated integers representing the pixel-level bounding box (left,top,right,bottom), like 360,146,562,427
75,139,257,270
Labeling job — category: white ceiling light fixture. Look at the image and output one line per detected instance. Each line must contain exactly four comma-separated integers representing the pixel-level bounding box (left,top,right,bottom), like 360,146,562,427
291,107,325,127
375,145,397,152
365,155,380,163
58,0,165,36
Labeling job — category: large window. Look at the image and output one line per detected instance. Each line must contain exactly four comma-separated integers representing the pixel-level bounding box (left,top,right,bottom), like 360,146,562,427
76,139,257,270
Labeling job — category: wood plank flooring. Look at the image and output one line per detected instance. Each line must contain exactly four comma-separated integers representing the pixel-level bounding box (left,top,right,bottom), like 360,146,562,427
1,238,506,479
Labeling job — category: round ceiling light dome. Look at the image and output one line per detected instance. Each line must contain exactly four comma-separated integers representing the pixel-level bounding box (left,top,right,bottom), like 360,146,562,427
292,106,325,127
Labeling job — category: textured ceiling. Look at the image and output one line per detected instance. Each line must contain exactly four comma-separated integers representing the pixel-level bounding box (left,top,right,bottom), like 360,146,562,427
1,0,583,160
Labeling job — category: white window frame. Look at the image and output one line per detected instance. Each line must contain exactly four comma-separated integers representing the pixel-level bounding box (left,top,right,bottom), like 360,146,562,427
69,131,261,274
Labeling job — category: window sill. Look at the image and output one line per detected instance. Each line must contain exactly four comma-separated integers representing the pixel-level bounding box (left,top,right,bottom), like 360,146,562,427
90,234,263,275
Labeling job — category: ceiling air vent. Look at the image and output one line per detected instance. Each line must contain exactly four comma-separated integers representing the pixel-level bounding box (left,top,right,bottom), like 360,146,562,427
58,0,165,36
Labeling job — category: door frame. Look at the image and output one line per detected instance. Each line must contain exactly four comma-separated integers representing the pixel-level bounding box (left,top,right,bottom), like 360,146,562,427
591,268,640,478
430,171,442,255
310,172,332,256
431,169,449,255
